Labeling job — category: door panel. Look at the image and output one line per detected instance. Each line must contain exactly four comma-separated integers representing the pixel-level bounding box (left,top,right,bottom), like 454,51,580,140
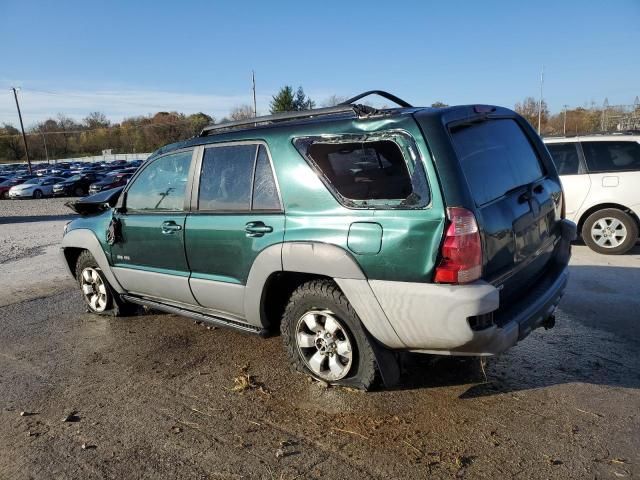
185,213,285,308
109,149,196,303
559,174,591,222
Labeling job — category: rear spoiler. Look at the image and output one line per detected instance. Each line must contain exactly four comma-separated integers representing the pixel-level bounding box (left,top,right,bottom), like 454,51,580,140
65,187,123,216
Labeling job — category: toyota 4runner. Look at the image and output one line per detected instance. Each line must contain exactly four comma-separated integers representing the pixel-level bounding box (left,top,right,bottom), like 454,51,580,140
61,91,576,389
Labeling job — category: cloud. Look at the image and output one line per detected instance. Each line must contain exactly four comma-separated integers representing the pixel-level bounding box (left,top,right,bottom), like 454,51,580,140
0,88,273,127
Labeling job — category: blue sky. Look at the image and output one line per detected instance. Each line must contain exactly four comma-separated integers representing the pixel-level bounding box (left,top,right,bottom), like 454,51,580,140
1,0,639,126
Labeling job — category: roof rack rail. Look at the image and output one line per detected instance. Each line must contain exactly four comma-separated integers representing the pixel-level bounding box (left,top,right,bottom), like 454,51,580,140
200,90,412,136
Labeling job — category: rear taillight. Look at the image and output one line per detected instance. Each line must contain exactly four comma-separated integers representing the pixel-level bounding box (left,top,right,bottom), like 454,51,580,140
434,207,482,284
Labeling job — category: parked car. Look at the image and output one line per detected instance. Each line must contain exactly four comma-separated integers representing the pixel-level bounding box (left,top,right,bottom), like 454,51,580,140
61,91,575,390
53,173,104,197
0,178,24,199
9,176,65,199
544,133,640,254
88,173,132,195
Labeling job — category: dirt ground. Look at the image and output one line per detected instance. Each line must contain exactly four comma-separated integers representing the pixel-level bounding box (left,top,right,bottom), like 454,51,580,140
0,199,638,479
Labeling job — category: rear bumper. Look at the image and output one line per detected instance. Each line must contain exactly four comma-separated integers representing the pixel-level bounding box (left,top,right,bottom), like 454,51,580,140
363,220,576,355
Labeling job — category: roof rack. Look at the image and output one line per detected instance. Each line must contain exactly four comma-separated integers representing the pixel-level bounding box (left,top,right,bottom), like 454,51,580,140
200,90,413,136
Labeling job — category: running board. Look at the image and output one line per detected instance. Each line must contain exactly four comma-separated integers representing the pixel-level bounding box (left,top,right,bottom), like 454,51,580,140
121,295,268,337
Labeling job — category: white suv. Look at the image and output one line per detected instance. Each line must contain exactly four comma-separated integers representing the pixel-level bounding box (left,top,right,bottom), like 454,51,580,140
544,134,640,254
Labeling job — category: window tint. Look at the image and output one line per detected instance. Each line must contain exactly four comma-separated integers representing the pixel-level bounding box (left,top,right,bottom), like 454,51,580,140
126,150,192,211
546,143,581,175
303,140,414,202
252,145,281,210
582,141,640,173
450,119,544,206
198,144,256,211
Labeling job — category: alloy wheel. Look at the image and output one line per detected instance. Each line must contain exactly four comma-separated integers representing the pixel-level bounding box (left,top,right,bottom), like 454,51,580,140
295,310,353,381
591,217,627,249
80,267,109,312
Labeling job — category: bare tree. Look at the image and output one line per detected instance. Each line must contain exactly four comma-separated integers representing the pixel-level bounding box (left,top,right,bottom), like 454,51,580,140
515,97,549,129
322,95,348,107
229,105,256,121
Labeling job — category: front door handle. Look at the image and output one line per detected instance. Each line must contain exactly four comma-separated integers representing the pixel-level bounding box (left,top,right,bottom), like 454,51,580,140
245,221,273,237
161,220,182,235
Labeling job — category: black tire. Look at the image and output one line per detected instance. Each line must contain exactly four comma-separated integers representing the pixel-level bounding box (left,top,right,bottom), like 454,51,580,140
33,189,43,199
1,191,8,199
74,186,85,196
582,208,638,255
281,279,377,390
74,250,136,316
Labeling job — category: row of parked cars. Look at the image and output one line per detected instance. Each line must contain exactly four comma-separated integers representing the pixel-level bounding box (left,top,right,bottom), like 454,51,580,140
0,159,144,200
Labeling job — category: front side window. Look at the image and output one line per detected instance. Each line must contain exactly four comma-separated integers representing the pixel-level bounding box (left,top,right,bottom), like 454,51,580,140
294,131,429,209
546,143,581,175
582,141,640,173
126,150,192,211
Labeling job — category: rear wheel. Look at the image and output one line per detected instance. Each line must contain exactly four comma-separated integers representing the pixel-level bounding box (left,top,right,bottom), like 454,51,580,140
33,189,43,199
582,208,638,254
281,280,377,390
74,250,135,315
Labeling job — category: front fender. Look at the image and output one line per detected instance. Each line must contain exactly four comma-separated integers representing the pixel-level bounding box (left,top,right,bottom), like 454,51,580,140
61,228,125,293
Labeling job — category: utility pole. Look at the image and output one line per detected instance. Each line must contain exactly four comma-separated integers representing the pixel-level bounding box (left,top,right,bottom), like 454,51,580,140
11,87,33,174
563,104,569,135
251,70,257,118
537,65,544,134
40,129,50,164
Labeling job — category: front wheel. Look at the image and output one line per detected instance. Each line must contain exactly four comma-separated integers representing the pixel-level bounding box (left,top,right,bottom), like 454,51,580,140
582,208,638,254
33,189,43,199
74,186,85,196
74,250,135,315
281,280,377,390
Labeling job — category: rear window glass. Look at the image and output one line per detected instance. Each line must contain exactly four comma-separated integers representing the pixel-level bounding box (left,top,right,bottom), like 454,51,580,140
581,141,640,173
294,132,429,208
450,119,544,206
546,143,581,175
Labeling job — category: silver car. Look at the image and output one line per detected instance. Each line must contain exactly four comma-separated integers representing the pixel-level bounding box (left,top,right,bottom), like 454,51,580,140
8,176,65,199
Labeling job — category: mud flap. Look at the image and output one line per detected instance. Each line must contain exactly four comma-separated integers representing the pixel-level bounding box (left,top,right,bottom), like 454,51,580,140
364,329,400,388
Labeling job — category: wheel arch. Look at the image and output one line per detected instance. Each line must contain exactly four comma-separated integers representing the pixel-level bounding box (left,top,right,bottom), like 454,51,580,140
244,242,405,349
577,202,640,234
61,228,125,293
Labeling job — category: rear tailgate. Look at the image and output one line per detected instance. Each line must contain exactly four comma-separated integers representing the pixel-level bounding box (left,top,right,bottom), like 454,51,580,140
447,115,564,305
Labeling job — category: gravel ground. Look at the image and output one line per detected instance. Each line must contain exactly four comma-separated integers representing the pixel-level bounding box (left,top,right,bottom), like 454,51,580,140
0,199,638,479
0,198,77,305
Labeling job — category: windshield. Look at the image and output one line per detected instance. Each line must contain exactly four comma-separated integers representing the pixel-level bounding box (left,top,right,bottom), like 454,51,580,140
24,178,41,185
68,175,83,181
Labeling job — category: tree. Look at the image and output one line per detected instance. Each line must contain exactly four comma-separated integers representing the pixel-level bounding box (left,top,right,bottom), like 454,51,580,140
84,112,110,129
514,96,549,130
229,105,255,121
430,101,449,108
293,86,315,110
270,85,315,113
322,95,348,107
270,86,296,113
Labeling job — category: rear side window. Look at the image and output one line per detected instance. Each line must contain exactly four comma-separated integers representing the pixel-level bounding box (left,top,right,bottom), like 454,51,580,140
252,145,281,210
198,145,256,211
581,141,640,173
546,143,581,175
450,119,544,206
294,132,429,209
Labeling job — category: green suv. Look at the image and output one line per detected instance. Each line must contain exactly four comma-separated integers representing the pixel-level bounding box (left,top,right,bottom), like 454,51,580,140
61,91,576,389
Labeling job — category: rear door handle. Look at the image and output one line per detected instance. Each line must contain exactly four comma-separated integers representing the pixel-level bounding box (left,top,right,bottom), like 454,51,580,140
245,221,273,237
161,221,182,234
